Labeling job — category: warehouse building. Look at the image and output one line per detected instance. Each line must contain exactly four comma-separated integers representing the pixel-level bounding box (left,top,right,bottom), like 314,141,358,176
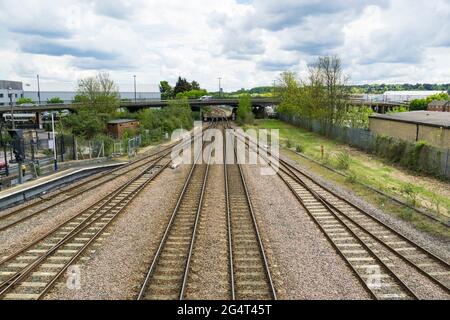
383,91,446,103
0,80,24,105
369,111,450,149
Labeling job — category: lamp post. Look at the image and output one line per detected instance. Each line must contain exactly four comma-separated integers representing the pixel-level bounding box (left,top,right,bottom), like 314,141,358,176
218,77,222,98
37,74,41,105
0,121,9,176
7,87,15,130
133,75,137,103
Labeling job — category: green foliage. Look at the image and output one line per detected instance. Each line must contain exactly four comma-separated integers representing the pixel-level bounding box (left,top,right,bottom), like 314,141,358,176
387,106,409,114
159,81,174,99
296,145,304,153
137,98,193,135
176,89,208,100
409,99,428,111
348,83,450,94
237,94,254,125
47,97,64,104
409,93,449,111
62,109,105,140
16,97,34,105
76,72,120,115
401,183,419,206
174,77,193,96
277,56,353,133
335,151,351,170
346,170,358,184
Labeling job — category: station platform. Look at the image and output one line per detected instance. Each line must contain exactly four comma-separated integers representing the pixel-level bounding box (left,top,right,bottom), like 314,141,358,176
0,162,125,211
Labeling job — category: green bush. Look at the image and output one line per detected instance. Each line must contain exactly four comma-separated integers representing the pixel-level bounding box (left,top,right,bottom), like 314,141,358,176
296,145,304,153
335,152,351,170
401,183,418,206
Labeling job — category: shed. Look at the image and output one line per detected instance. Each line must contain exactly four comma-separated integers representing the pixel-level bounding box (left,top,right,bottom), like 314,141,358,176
107,119,140,139
369,111,450,149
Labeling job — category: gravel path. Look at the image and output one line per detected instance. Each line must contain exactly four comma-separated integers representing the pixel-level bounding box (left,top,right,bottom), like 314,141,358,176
242,163,372,300
44,164,190,300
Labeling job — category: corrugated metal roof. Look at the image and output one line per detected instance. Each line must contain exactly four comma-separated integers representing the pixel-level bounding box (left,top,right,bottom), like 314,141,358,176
370,111,450,128
107,119,139,124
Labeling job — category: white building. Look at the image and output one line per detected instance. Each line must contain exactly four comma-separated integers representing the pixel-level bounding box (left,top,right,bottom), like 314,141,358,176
0,80,24,106
383,91,446,103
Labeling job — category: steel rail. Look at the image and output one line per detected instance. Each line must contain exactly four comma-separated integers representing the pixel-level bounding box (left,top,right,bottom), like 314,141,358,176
137,136,207,300
278,158,450,294
0,131,204,268
224,127,235,300
239,129,450,293
233,141,277,300
0,128,207,232
36,160,171,299
233,131,418,300
0,155,170,299
179,141,213,300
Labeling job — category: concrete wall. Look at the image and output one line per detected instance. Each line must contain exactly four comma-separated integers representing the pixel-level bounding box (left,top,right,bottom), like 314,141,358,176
369,118,450,148
418,125,450,149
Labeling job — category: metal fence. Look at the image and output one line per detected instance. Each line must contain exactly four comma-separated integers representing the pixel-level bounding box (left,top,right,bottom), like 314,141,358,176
280,114,450,180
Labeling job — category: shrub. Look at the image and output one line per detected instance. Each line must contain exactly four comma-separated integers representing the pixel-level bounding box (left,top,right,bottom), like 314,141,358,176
335,152,351,170
346,171,358,184
401,183,418,206
296,145,304,153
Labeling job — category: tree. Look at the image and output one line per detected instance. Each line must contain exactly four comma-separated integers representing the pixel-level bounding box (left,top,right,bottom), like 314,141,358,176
47,97,64,104
237,94,254,125
176,89,208,100
191,81,200,91
174,77,193,96
62,109,105,140
159,81,174,100
16,98,34,105
76,72,120,115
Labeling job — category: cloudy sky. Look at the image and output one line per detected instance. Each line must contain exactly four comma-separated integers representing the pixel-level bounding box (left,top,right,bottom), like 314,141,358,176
0,0,449,92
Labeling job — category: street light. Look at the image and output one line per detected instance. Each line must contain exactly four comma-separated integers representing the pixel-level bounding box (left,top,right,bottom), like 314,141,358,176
133,75,137,103
218,77,222,98
7,86,15,130
37,74,41,105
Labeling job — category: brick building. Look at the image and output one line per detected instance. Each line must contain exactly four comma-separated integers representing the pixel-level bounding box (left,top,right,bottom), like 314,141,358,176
107,119,140,139
428,100,450,112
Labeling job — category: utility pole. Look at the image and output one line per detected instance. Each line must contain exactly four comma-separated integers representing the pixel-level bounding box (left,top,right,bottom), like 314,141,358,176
218,77,222,98
37,74,41,105
133,75,137,103
7,87,15,130
0,122,9,176
51,113,58,171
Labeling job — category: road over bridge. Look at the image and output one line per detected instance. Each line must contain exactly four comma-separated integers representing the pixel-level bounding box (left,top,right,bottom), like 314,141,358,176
0,98,406,116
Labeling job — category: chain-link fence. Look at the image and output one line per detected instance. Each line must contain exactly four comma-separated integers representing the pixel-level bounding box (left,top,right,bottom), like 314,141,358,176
280,114,450,180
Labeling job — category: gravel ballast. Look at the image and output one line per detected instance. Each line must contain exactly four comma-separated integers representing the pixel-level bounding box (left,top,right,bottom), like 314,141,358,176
242,163,372,300
44,164,190,300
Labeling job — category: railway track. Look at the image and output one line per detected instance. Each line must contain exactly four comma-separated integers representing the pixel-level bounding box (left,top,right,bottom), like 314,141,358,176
0,152,173,300
138,123,276,300
225,144,277,300
0,128,207,233
138,138,211,300
234,130,450,300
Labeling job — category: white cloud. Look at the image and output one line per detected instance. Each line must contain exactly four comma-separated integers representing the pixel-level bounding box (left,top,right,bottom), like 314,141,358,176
0,0,449,92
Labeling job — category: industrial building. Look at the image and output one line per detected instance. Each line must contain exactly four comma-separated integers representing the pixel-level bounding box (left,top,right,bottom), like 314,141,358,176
383,91,447,103
0,81,24,106
369,111,450,149
1,80,161,105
